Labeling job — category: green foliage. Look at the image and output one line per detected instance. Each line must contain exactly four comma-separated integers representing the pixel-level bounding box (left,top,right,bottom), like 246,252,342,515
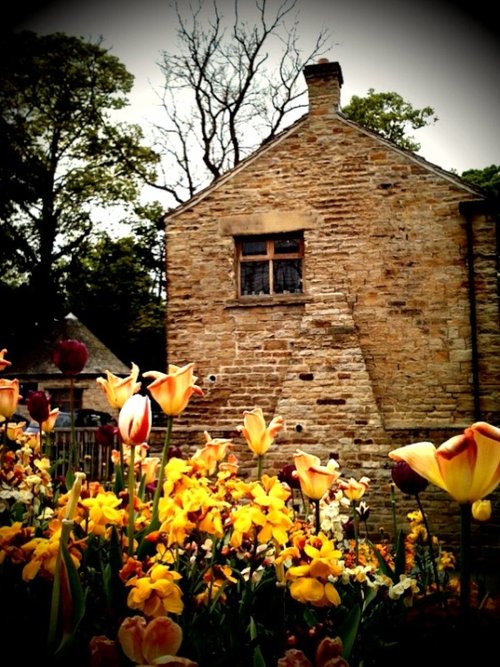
64,231,165,369
0,30,159,330
460,164,500,198
342,88,437,151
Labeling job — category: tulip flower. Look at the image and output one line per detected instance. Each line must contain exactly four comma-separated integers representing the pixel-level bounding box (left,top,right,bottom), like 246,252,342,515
391,460,428,495
144,363,203,417
388,421,500,505
339,476,370,502
0,378,20,420
237,407,284,480
26,390,51,424
41,408,60,434
293,450,340,501
119,394,152,447
294,450,341,534
96,362,141,409
117,615,195,666
390,421,500,617
53,339,89,375
0,349,11,372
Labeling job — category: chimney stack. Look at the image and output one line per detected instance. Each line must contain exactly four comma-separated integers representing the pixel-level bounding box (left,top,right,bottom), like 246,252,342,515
303,59,343,116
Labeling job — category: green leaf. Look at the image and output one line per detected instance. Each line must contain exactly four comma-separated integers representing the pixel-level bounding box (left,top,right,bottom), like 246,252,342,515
53,538,86,656
367,539,396,583
249,617,266,667
394,529,407,580
337,602,362,660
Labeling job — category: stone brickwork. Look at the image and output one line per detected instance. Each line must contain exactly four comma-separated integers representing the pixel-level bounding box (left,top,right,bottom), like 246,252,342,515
164,61,500,551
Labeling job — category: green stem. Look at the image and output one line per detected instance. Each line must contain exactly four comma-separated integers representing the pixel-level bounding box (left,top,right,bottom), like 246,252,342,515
257,454,263,481
151,416,173,525
352,501,359,565
390,482,398,543
415,493,442,596
128,445,136,555
314,499,321,535
459,503,471,620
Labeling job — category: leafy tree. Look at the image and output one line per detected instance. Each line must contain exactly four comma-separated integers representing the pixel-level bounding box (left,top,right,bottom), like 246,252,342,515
148,0,331,204
342,88,437,151
64,226,166,372
460,165,500,198
0,30,159,335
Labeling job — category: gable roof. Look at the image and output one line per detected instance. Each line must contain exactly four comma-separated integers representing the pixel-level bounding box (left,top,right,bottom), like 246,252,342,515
165,65,485,221
5,313,130,377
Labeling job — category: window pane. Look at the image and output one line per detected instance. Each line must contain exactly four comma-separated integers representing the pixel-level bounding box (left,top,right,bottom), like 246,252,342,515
273,259,302,293
241,262,270,294
241,239,266,256
274,237,301,253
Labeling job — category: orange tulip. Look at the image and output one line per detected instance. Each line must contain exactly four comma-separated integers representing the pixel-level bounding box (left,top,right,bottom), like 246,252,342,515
96,362,142,409
0,349,11,372
237,407,284,457
193,431,233,473
293,450,341,500
144,363,203,416
118,615,187,665
119,395,152,446
0,378,20,419
389,421,500,504
40,408,60,433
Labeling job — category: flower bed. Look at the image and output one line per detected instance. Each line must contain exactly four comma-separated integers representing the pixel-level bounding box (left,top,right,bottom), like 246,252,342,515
0,344,499,666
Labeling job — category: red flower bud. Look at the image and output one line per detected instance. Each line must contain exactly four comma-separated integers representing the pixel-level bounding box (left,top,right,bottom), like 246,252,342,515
53,339,89,375
95,423,118,447
391,460,429,495
26,390,51,423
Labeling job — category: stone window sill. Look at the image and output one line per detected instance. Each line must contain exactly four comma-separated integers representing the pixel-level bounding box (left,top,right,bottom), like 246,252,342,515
224,294,312,308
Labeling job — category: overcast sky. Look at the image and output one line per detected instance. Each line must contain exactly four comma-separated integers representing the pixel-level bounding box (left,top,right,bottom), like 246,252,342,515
11,0,500,182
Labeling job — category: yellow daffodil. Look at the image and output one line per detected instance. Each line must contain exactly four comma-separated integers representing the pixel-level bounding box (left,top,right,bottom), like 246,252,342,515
389,421,500,504
126,563,184,616
119,394,152,446
0,378,20,420
144,363,203,416
237,407,284,457
96,362,142,409
81,492,124,536
293,450,341,500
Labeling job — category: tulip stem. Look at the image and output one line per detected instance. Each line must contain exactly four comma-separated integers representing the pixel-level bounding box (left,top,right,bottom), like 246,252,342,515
459,503,471,621
151,416,173,525
352,502,359,565
257,454,263,481
128,445,136,555
313,499,321,535
415,493,441,597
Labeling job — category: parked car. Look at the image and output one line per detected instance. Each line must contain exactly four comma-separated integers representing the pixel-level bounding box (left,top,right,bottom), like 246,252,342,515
26,408,115,433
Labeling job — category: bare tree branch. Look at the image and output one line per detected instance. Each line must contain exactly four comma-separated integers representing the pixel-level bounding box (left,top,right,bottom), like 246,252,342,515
151,0,332,203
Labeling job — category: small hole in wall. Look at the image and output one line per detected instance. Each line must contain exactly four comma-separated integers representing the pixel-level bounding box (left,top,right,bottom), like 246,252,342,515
207,374,217,383
295,424,303,433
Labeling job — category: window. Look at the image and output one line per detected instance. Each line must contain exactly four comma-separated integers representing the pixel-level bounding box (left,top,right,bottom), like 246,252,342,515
47,388,83,412
236,233,304,297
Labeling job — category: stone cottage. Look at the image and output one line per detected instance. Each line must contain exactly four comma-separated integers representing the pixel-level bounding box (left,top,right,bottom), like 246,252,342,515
164,60,499,547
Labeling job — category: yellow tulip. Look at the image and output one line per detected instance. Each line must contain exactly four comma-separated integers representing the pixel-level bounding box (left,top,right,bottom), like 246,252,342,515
339,476,370,502
41,408,60,433
143,363,203,416
237,407,284,457
389,421,500,504
293,450,341,500
96,362,141,409
0,378,20,419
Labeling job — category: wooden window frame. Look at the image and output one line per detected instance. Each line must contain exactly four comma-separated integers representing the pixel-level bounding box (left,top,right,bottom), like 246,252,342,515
235,232,304,297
